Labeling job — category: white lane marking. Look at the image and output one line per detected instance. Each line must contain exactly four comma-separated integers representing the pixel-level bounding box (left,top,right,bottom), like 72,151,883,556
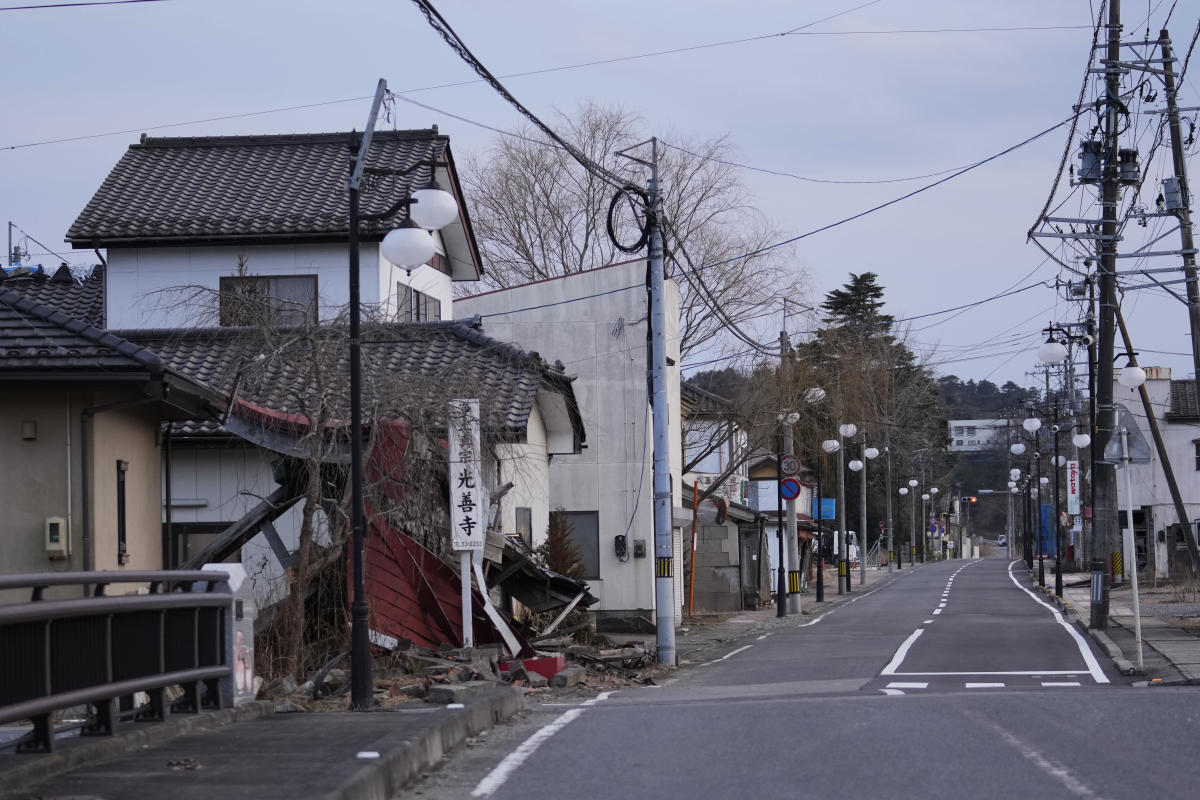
756,633,772,640
887,681,928,689
889,670,1083,676
698,644,753,666
965,682,1005,688
472,691,615,797
924,619,935,624
932,608,942,615
982,718,1110,799
881,629,924,675
1042,681,1082,687
798,616,824,627
881,688,906,696
1006,560,1109,684
938,602,947,608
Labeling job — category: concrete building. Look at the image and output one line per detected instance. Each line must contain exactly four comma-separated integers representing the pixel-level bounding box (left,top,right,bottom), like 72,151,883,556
1112,367,1200,577
947,419,1009,453
455,259,684,632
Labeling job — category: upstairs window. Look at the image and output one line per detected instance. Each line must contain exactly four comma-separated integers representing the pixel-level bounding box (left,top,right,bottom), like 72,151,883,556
398,284,442,322
219,275,317,327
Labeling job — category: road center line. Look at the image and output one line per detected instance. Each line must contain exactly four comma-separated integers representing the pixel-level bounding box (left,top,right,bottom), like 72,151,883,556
881,628,924,675
980,717,1109,799
1006,560,1109,684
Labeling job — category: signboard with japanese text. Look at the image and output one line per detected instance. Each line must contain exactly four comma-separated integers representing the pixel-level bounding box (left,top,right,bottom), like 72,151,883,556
449,399,485,551
1066,460,1081,515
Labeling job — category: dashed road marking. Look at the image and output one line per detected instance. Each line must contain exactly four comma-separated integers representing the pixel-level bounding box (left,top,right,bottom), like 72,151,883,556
1042,681,1082,687
965,682,1006,689
887,681,929,689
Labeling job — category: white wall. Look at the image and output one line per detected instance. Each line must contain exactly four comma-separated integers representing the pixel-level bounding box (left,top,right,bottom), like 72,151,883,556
107,242,451,328
166,445,324,607
494,404,551,548
455,261,682,620
1114,375,1200,550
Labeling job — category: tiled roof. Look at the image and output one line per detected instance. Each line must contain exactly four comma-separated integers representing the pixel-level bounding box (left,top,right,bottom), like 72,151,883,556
0,264,104,326
120,321,584,441
67,131,447,245
0,288,159,374
1168,379,1200,419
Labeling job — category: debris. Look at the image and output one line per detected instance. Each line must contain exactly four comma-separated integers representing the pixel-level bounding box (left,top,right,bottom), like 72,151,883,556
549,666,587,688
167,758,201,771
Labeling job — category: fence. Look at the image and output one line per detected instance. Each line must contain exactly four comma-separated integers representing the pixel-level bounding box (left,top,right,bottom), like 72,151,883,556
0,570,233,753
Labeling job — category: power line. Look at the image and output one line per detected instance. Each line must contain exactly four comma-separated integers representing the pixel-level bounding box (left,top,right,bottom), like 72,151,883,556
1,0,168,9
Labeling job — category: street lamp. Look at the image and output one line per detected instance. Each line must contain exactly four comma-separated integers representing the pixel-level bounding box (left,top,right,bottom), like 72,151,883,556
1118,363,1147,388
836,424,856,594
897,486,908,569
346,80,460,710
820,439,840,600
847,441,879,585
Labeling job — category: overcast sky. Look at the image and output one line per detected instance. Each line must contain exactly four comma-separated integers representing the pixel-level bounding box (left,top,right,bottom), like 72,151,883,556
4,0,1200,388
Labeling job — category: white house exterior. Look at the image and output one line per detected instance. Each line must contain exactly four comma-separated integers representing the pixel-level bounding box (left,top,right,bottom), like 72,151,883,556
947,418,1009,452
1112,367,1200,577
455,259,685,631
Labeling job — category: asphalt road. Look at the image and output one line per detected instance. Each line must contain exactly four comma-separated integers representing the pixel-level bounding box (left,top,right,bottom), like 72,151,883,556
407,557,1200,799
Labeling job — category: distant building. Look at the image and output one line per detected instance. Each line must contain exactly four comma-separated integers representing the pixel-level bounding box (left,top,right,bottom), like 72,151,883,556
947,419,1009,452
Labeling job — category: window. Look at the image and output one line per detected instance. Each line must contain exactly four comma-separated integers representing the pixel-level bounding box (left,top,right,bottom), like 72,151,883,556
1194,441,1200,470
515,507,532,548
966,426,977,436
562,511,600,580
953,426,965,436
219,275,317,327
398,284,443,322
116,460,128,564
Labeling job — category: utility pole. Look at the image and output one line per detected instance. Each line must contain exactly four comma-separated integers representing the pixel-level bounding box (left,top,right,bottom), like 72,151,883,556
1160,30,1200,380
858,427,868,586
647,138,677,665
837,429,848,595
1091,0,1123,630
781,329,801,614
885,444,894,573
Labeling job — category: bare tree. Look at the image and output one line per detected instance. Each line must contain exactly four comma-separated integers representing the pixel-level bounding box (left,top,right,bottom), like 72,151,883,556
462,102,807,359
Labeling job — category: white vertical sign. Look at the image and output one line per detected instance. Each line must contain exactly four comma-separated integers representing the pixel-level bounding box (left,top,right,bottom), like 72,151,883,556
1066,460,1081,515
449,399,484,551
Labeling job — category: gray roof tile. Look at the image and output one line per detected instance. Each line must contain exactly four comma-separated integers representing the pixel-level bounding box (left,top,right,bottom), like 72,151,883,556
0,264,104,327
0,287,158,374
120,322,584,442
67,131,447,245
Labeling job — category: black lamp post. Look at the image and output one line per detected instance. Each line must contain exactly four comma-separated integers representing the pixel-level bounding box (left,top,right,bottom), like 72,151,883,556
347,79,460,710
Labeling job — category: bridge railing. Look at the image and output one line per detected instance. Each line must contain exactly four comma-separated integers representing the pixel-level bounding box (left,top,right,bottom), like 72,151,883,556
0,570,233,753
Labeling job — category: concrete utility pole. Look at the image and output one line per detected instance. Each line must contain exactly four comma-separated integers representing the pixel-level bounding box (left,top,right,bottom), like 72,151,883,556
781,331,801,615
837,430,848,595
647,139,677,665
885,444,894,573
1091,0,1122,630
858,428,868,586
1160,30,1200,381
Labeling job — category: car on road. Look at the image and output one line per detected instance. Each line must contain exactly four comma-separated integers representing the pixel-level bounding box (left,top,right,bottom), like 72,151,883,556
996,534,1007,546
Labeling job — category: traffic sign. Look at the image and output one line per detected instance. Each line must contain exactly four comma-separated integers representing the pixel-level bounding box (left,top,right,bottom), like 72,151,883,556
780,455,800,477
780,478,801,500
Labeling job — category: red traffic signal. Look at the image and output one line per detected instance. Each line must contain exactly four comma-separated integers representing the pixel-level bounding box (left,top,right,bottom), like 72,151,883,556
967,496,978,503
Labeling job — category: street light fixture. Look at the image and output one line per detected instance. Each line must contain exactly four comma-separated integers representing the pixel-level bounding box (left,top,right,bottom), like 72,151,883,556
1010,442,1026,456
346,80,461,710
1073,432,1092,449
1118,363,1147,388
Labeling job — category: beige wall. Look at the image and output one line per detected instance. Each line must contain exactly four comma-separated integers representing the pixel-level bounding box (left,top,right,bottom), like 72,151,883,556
0,392,85,584
0,388,165,601
90,405,163,573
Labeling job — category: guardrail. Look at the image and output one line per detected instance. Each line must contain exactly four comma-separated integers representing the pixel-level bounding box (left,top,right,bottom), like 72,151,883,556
0,570,233,753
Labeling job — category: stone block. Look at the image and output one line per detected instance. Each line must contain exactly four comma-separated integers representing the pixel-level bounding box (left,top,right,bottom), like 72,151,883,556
427,680,496,704
549,665,587,688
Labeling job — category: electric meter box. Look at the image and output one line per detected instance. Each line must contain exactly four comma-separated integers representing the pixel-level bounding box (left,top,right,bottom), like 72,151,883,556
45,516,68,559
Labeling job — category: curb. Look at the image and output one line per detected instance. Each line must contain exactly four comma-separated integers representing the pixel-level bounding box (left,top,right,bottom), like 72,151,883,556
330,685,524,800
0,700,277,792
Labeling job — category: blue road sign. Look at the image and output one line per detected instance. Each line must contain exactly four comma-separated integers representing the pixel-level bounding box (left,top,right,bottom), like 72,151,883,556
780,478,801,500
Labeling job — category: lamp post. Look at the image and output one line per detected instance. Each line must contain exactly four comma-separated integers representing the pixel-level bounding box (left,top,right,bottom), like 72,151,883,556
347,80,460,710
929,486,940,558
847,437,879,586
821,438,842,597
921,491,931,560
780,411,802,614
907,477,918,563
884,445,894,573
836,423,856,594
1023,413,1044,585
897,486,908,568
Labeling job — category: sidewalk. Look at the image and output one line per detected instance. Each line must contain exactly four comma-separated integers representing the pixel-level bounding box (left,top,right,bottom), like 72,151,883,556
0,687,523,800
1039,567,1200,683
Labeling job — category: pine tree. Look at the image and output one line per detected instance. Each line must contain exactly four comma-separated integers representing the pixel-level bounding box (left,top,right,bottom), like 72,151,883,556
538,510,586,579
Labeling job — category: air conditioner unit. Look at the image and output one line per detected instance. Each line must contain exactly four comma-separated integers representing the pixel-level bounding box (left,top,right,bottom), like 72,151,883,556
45,516,67,560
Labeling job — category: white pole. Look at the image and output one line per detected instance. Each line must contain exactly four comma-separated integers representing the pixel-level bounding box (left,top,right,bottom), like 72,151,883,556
1120,428,1143,669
